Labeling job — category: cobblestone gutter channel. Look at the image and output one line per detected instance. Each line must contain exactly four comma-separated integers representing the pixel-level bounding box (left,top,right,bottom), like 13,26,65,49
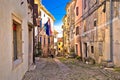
58,58,120,80
98,68,120,80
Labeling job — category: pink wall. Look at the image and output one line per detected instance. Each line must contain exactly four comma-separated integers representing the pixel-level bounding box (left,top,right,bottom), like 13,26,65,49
75,0,82,25
74,0,82,56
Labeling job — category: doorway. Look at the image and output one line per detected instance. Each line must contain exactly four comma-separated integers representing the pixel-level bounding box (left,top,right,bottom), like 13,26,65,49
28,26,33,68
84,43,87,57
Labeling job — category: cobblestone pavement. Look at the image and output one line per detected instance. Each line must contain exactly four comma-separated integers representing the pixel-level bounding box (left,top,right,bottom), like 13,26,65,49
22,58,120,80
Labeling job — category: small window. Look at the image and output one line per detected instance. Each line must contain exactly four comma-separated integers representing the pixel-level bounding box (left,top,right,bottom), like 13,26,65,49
68,23,69,26
94,19,97,27
59,48,60,50
48,37,50,43
39,11,41,16
44,14,45,17
76,26,79,35
76,44,78,54
91,46,94,53
76,7,79,16
84,0,86,9
59,43,60,45
102,3,106,13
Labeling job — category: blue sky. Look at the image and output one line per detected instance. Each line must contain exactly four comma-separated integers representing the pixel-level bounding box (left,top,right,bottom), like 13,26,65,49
42,0,70,37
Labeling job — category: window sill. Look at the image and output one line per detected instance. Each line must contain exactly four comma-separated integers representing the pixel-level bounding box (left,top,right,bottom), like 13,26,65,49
12,58,23,70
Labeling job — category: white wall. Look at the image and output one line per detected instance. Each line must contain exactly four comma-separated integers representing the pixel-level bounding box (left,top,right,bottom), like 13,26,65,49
40,9,54,33
0,0,29,80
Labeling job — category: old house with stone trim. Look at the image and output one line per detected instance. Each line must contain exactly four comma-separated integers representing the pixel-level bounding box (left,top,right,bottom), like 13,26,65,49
34,0,55,57
0,0,34,80
81,0,120,67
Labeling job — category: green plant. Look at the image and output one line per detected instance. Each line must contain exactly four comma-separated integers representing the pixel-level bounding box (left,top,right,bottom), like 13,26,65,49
70,47,75,53
114,67,120,72
57,57,67,62
88,57,95,64
76,56,82,61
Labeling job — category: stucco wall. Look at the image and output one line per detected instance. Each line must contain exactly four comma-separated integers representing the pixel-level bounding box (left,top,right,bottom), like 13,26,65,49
0,0,29,80
113,17,120,66
40,8,54,57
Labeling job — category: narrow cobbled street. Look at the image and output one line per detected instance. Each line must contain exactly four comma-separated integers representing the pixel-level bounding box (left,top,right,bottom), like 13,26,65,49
22,58,120,80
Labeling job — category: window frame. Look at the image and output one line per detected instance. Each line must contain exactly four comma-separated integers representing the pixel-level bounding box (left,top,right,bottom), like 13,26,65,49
12,13,23,69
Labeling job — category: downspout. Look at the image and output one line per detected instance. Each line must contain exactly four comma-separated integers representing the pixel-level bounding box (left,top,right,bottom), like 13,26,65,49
109,0,113,62
33,0,35,64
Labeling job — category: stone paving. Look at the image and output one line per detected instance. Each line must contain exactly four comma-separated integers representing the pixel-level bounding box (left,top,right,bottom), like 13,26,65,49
22,58,120,80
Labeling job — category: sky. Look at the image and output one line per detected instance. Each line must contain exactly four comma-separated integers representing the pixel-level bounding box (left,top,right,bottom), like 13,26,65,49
42,0,70,38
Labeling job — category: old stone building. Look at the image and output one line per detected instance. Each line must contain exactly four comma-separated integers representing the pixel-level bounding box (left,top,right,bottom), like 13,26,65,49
34,0,55,57
74,0,83,56
65,0,76,54
62,15,69,55
0,0,34,80
81,0,98,61
81,0,120,66
57,38,64,56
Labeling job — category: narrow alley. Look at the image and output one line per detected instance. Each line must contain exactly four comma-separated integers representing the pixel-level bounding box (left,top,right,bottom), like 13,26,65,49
23,58,120,80
1,0,120,80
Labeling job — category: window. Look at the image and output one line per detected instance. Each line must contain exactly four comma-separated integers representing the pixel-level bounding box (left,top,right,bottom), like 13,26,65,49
13,20,22,61
84,0,86,9
12,13,23,69
76,26,79,35
84,21,86,32
102,2,106,13
44,14,45,17
94,19,97,27
76,7,79,16
48,37,50,44
91,46,94,53
59,48,60,50
39,11,41,16
13,23,18,60
59,43,60,45
76,44,78,54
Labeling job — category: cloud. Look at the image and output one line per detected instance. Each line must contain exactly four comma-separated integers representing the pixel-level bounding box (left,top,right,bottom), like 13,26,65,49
54,24,63,38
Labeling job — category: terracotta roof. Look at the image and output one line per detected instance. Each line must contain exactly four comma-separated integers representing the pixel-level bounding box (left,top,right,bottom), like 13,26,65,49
57,38,63,42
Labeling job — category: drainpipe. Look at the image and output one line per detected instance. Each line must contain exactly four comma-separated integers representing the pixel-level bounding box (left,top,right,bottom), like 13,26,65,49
32,0,35,64
109,0,113,62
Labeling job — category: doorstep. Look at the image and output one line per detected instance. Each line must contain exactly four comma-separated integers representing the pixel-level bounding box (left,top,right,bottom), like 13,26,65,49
28,64,36,71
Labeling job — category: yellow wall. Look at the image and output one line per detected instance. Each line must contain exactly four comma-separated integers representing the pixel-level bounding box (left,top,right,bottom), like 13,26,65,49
57,42,63,53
